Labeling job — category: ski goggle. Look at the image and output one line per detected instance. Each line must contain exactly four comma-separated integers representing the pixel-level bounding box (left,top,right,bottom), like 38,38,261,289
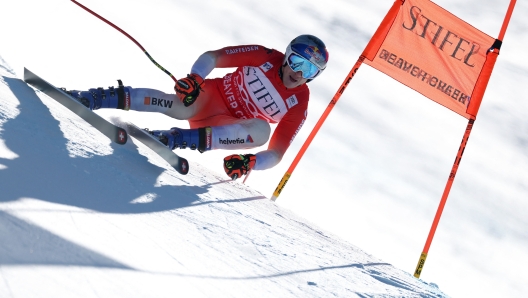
286,53,321,79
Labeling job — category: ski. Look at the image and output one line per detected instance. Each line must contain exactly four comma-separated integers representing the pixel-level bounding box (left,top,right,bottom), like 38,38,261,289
23,68,188,175
125,122,189,175
23,67,128,145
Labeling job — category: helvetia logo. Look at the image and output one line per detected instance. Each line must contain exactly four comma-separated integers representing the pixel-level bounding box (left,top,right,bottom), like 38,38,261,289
219,138,245,145
219,135,253,145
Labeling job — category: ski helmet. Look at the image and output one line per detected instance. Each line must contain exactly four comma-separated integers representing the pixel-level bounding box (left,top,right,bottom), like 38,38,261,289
284,34,329,80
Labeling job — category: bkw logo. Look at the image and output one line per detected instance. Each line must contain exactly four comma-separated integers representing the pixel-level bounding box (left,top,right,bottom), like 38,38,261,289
144,97,173,108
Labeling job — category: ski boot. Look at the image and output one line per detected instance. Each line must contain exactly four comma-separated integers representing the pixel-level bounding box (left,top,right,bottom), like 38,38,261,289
148,127,211,153
64,80,131,110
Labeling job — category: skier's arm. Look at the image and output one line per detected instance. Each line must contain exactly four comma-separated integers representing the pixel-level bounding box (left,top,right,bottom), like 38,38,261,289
253,104,309,170
190,52,216,79
253,150,281,170
190,45,273,78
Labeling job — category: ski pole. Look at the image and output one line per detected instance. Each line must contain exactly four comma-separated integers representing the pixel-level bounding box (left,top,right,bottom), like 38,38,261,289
71,0,177,83
242,169,252,184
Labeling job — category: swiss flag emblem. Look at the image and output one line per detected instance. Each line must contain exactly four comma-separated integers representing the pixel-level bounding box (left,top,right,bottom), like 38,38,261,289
117,130,127,144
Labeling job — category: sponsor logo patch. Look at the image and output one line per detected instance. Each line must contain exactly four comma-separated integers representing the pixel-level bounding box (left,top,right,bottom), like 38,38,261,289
205,127,212,150
243,66,288,121
219,138,246,145
177,81,190,89
260,62,273,72
305,45,326,66
285,95,298,109
144,97,174,108
124,91,131,110
218,135,253,145
225,46,259,55
290,118,305,144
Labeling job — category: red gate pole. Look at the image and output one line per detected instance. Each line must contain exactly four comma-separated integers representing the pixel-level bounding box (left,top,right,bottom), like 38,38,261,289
413,0,517,278
271,0,404,201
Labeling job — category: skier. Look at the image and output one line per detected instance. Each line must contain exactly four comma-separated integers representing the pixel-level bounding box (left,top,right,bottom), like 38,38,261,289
68,34,329,180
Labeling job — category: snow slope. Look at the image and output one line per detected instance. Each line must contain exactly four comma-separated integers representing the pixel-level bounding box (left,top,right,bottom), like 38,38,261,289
0,57,447,297
1,0,528,297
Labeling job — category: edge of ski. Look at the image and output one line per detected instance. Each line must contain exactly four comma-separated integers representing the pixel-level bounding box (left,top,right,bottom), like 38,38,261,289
125,122,189,175
23,67,128,145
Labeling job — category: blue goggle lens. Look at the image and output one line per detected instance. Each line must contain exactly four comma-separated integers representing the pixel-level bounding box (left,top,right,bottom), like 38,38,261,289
287,53,320,79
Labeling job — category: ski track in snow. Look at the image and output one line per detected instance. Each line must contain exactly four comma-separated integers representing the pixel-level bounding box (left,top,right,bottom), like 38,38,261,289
0,58,446,297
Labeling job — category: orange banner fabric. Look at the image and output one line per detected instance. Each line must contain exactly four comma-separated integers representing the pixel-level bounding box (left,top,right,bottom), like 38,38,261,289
364,0,495,118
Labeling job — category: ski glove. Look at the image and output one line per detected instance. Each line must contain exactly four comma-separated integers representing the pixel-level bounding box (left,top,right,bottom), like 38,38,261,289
175,73,205,107
223,154,256,180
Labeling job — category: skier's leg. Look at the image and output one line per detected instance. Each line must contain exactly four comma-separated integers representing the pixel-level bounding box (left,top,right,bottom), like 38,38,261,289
128,88,196,119
69,86,199,119
145,82,270,152
66,82,131,111
150,116,270,153
189,116,271,151
68,82,220,121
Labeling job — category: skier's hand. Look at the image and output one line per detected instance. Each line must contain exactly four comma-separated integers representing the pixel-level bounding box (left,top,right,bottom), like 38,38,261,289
175,73,205,107
223,154,256,180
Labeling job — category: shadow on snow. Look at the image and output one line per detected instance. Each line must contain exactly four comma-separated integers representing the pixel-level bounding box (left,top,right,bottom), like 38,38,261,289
0,76,264,214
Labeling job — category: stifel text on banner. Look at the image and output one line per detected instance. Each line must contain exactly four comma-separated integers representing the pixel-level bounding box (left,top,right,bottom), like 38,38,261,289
363,0,495,119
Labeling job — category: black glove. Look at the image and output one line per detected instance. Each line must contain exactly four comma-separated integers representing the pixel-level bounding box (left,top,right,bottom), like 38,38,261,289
223,154,256,180
175,73,205,107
